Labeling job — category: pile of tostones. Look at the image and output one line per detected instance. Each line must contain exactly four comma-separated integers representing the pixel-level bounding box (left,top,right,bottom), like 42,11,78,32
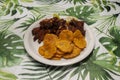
38,29,86,60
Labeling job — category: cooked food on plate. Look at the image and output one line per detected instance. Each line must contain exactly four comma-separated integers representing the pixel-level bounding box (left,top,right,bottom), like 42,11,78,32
32,16,86,60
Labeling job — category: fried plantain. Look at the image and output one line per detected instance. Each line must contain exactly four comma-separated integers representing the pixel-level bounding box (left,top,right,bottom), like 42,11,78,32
38,46,46,56
73,38,86,49
59,30,74,41
63,45,81,59
56,40,73,53
44,43,57,58
43,34,58,45
51,53,63,60
56,49,65,55
51,57,61,60
38,43,57,59
73,30,84,39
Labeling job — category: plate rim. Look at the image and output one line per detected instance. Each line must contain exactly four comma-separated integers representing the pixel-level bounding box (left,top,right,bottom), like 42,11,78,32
24,16,95,66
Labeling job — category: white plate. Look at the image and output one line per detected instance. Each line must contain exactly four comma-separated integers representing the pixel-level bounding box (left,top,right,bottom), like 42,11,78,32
24,16,95,66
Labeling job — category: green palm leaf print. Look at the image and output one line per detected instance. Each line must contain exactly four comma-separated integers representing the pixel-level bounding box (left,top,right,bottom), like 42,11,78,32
95,14,118,33
0,0,24,16
0,31,26,67
99,26,120,57
91,0,116,12
16,15,45,32
63,0,87,4
61,5,99,25
0,69,17,80
0,18,19,31
35,0,61,4
18,48,120,80
0,0,120,80
19,56,72,80
69,48,116,80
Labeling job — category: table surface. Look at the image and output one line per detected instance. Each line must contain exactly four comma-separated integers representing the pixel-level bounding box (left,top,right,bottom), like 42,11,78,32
0,0,120,80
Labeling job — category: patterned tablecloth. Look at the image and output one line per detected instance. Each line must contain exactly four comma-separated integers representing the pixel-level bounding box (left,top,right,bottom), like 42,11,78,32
0,0,120,80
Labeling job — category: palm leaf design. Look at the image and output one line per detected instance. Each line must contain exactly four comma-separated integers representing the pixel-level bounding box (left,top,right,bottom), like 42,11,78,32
19,55,72,80
0,69,17,80
16,15,45,32
0,31,26,67
93,49,120,75
0,6,4,17
29,4,66,15
0,18,19,31
0,0,24,16
63,0,87,4
20,0,34,2
60,5,99,25
114,2,120,6
69,48,117,80
35,0,61,4
99,26,120,57
19,48,120,80
94,14,118,32
91,0,117,12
